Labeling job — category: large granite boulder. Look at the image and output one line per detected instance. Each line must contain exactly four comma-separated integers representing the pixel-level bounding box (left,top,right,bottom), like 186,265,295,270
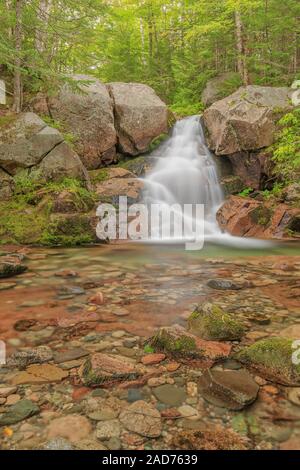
108,82,169,155
0,113,62,174
32,142,89,184
201,72,241,107
0,112,89,185
48,75,117,170
203,85,292,156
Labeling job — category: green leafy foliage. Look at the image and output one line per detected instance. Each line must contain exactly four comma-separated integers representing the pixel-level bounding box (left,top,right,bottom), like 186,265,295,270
238,187,253,197
271,108,300,182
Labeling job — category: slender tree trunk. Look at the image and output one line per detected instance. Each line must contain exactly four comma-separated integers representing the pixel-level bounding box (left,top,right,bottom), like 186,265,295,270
5,0,13,39
12,0,23,113
234,9,249,85
35,0,52,54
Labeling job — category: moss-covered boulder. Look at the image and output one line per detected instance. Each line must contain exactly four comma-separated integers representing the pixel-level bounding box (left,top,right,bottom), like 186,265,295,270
0,262,27,279
147,324,231,360
0,177,98,246
235,337,300,385
188,303,245,341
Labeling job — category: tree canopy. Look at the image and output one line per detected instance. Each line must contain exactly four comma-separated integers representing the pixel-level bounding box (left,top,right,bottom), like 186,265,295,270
0,0,299,113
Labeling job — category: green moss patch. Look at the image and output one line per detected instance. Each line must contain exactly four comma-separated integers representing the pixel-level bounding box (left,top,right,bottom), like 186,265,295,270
0,176,97,246
188,303,245,341
235,337,300,385
148,326,198,356
250,206,273,226
0,113,17,128
89,168,109,185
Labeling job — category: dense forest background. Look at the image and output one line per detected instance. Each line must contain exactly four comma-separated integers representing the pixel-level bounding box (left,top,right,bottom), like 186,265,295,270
0,0,299,115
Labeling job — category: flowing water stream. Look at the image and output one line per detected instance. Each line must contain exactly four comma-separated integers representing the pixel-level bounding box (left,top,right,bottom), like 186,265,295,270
143,116,267,248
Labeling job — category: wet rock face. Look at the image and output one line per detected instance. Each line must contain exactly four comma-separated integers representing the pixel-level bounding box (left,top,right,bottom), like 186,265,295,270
217,195,300,239
48,75,117,170
203,85,292,156
188,303,245,341
235,337,300,386
198,369,259,410
108,82,169,155
0,112,89,184
227,149,272,190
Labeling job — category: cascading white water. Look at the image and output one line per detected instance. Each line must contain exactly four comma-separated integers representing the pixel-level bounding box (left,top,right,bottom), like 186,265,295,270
142,115,269,247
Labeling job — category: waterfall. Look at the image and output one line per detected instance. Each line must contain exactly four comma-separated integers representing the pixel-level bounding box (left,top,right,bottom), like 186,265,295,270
142,115,268,247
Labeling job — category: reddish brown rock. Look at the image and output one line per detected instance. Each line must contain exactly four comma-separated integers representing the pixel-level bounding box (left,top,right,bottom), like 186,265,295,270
79,353,139,386
141,353,166,365
89,292,104,305
217,196,300,239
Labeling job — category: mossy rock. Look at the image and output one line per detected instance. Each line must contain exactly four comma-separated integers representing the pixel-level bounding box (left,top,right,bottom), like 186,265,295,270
250,205,273,226
43,213,97,246
89,168,109,185
148,325,197,356
0,262,27,279
221,176,244,195
0,176,98,246
188,303,245,341
148,325,232,360
119,156,157,176
235,337,300,385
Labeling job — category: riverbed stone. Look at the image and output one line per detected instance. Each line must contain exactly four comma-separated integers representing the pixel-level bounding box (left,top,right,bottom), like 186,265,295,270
11,364,69,385
198,369,259,410
53,348,89,364
79,353,139,386
46,414,92,444
188,303,245,341
148,324,231,360
141,353,166,365
0,385,17,398
207,279,243,290
235,337,300,386
0,262,27,279
96,419,121,440
119,400,162,438
0,399,39,426
152,384,186,407
7,346,53,369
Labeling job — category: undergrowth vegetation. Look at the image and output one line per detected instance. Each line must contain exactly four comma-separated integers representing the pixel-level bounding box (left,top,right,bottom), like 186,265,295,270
0,176,97,246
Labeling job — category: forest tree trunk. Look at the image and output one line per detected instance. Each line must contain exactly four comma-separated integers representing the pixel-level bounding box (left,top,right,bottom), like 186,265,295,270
234,9,249,85
12,0,23,113
35,0,52,53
